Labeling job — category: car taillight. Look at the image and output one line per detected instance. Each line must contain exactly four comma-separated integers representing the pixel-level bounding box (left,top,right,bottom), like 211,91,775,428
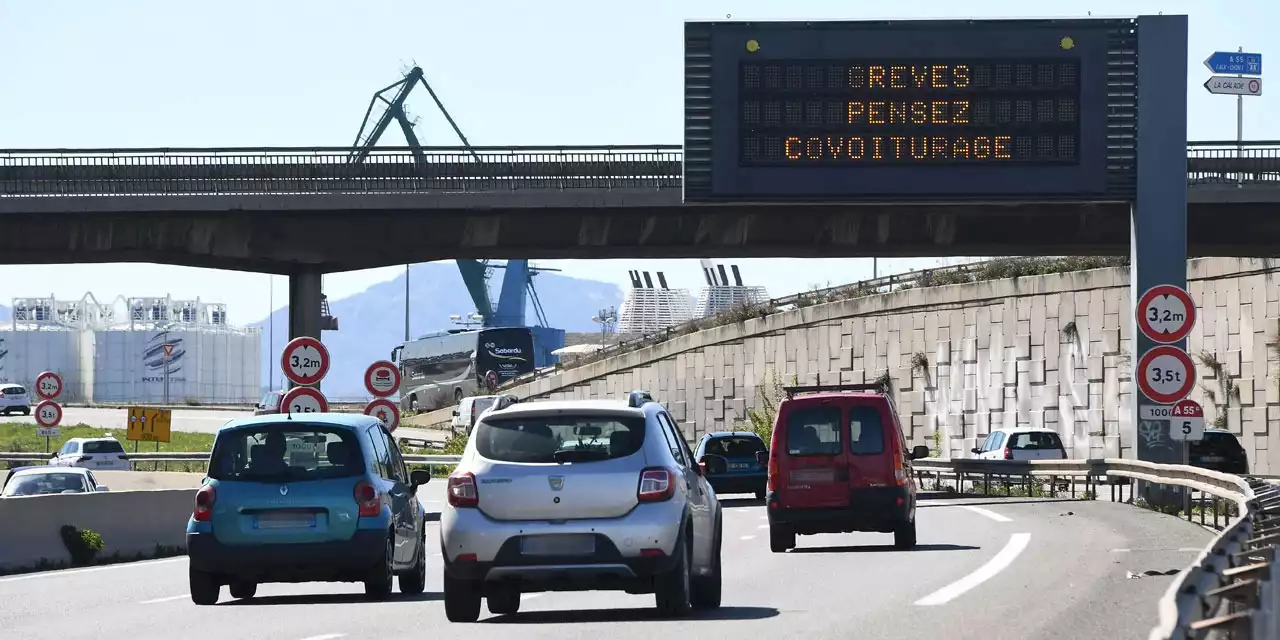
1003,446,1013,460
892,447,907,486
193,485,215,521
767,453,779,491
354,480,380,517
447,472,479,508
638,467,675,502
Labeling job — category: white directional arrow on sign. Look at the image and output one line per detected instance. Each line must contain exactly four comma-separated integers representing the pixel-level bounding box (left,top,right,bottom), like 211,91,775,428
1204,75,1263,96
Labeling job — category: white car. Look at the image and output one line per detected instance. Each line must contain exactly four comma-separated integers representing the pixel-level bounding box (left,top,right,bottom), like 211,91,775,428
0,383,31,416
1,466,110,497
972,428,1068,460
50,437,131,471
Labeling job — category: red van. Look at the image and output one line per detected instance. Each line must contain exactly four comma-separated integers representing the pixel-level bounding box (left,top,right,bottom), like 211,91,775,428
758,384,930,553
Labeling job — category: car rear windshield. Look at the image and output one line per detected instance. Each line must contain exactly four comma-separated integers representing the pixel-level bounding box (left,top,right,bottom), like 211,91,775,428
849,406,886,455
785,406,843,456
703,436,766,458
1007,432,1064,451
83,440,124,454
1,386,25,394
476,414,646,464
208,424,364,483
3,472,88,497
1194,432,1243,455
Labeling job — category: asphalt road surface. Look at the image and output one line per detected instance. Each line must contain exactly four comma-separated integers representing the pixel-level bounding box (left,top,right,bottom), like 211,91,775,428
0,486,1212,640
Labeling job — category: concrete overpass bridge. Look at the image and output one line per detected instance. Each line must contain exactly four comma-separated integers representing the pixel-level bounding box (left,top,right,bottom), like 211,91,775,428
1,140,1277,336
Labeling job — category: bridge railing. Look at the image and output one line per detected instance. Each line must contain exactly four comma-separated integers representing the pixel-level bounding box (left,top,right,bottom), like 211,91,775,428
0,141,1277,196
0,145,683,195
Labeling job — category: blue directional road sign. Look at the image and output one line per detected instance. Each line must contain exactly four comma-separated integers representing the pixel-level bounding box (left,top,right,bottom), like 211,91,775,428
1204,51,1262,76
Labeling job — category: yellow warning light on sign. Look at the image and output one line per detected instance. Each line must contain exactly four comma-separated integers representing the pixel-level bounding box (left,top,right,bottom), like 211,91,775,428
746,39,760,53
1060,36,1075,50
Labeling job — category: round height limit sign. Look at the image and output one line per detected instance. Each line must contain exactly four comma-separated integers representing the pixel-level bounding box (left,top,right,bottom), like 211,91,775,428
1137,284,1197,344
281,336,330,386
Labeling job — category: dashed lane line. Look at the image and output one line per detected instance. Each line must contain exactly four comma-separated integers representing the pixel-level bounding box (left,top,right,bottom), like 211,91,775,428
956,505,1013,523
915,533,1032,607
139,594,189,604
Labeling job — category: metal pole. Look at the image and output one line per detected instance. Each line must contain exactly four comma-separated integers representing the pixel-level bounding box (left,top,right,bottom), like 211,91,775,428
873,258,878,280
1237,46,1245,185
404,264,411,342
163,351,170,405
269,276,275,390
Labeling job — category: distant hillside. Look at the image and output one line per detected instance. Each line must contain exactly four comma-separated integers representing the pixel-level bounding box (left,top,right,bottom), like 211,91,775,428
251,263,621,399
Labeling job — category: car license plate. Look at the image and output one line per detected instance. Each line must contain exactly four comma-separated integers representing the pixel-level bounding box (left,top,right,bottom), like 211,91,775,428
255,511,316,529
790,468,836,484
1201,456,1224,463
520,534,596,556
728,462,749,470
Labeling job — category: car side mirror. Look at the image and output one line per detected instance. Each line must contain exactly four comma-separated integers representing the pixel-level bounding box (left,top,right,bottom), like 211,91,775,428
755,451,769,465
409,469,432,488
694,461,706,475
96,485,110,492
970,447,983,455
452,409,459,417
910,445,931,460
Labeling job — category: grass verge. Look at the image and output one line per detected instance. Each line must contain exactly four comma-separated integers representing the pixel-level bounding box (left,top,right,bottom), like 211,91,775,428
0,423,214,472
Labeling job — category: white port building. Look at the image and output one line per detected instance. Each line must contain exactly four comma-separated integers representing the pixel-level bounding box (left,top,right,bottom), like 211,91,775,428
1,294,260,404
617,271,695,334
694,260,770,317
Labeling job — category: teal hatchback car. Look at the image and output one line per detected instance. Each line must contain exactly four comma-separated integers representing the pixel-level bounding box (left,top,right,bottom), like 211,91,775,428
186,413,431,605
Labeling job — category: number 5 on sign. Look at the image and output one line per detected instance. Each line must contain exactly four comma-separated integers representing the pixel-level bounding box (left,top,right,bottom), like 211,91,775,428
1169,399,1205,442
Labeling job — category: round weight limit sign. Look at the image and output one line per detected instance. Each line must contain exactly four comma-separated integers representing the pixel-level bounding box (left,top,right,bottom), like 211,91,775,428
280,337,330,387
281,386,329,415
1137,345,1197,404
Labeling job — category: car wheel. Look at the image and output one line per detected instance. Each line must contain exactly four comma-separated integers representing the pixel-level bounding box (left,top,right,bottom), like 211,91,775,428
453,388,464,405
399,533,427,595
754,489,766,501
1,408,9,416
364,536,395,600
21,407,29,416
691,515,723,609
229,580,257,600
486,584,521,616
408,395,419,412
189,568,220,605
655,531,693,618
443,570,482,622
769,525,795,553
894,518,918,550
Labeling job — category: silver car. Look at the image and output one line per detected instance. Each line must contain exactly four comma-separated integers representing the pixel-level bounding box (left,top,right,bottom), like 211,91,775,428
440,392,723,622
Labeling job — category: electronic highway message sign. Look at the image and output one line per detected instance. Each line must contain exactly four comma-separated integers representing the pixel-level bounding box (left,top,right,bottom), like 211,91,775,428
683,19,1138,202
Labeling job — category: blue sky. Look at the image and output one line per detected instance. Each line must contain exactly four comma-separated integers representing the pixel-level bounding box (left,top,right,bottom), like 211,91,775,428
0,0,1274,325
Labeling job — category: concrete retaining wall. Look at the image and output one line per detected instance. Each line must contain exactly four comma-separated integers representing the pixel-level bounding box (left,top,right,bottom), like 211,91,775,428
501,258,1280,473
0,488,194,571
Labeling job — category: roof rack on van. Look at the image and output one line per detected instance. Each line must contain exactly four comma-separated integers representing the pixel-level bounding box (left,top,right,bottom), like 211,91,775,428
782,383,887,399
494,394,520,411
627,390,655,408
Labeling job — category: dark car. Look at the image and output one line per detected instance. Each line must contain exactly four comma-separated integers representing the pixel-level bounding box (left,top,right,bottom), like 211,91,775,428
695,431,769,499
254,390,283,416
764,384,930,553
1190,429,1249,475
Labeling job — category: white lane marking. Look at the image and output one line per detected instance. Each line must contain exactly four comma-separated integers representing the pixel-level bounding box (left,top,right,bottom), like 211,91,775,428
521,593,544,600
757,524,768,530
914,533,1031,607
740,535,757,541
298,635,346,640
0,556,186,584
957,505,1013,523
1110,549,1131,553
1179,547,1206,552
139,594,188,604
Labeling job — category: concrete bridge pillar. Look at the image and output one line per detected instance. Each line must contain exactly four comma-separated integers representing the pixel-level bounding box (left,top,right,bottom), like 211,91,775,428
288,268,324,389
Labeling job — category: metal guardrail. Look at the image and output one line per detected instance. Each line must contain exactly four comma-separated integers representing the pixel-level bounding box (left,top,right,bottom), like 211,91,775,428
0,141,1275,196
909,457,1270,639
